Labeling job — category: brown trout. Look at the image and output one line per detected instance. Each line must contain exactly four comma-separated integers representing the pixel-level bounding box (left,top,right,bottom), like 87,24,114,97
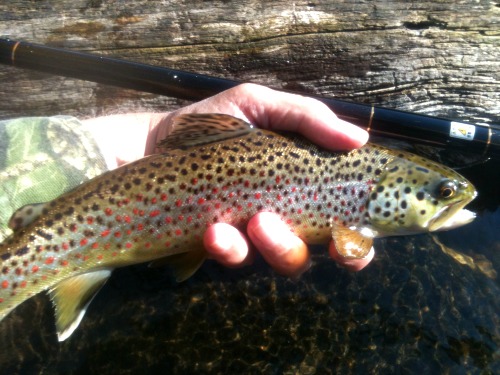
0,113,476,341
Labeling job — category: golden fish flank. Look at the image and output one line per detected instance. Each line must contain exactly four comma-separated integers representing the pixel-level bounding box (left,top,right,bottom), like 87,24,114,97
0,113,477,341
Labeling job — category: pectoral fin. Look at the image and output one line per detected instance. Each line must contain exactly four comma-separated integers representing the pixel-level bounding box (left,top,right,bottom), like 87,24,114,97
48,269,112,341
332,226,373,259
150,248,206,282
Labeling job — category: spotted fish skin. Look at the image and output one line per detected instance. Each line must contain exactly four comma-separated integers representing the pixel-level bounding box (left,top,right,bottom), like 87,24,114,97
0,113,476,340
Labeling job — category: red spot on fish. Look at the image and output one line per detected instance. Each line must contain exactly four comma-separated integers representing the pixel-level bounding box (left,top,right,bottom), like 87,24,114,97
214,203,221,209
191,178,198,185
344,210,351,216
115,215,122,222
137,223,144,231
62,242,69,251
237,205,243,211
83,255,90,262
20,280,27,288
125,242,132,249
32,265,39,273
1,280,9,289
97,254,103,260
198,198,206,205
80,238,88,246
112,252,118,257
61,260,69,267
161,194,168,201
334,216,339,221
313,194,318,201
175,229,182,236
187,216,192,223
286,219,293,225
150,210,161,218
247,202,253,208
292,186,297,192
165,216,173,224
175,199,182,207
15,268,22,276
45,257,55,265
136,194,144,202
165,241,171,248
151,197,157,204
69,224,77,232
197,213,203,219
178,215,184,221
259,171,265,177
276,176,281,184
124,215,131,223
277,194,282,201
92,243,99,249
145,242,151,249
0,298,3,303
228,192,235,198
114,232,121,238
105,208,113,216
101,229,110,237
244,180,250,188
255,192,262,199
87,217,94,224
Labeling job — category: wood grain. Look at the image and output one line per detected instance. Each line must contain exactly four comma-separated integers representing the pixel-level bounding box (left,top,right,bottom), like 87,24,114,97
0,0,498,125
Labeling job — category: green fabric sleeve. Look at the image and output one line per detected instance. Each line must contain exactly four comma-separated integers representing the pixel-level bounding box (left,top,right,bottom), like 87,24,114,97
0,116,108,241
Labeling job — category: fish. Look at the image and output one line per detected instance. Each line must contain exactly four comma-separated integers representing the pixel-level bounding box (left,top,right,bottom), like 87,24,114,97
0,113,477,341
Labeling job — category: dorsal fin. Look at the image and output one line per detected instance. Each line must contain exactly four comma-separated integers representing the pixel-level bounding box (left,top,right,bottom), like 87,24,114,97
8,202,47,230
48,269,112,341
158,113,253,149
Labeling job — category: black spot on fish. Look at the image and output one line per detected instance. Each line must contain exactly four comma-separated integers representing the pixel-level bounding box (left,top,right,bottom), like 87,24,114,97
1,253,11,261
401,200,408,209
404,187,411,194
416,191,425,201
36,229,53,241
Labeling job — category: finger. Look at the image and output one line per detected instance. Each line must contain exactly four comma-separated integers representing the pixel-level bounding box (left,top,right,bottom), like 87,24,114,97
328,241,374,271
203,223,250,267
247,212,311,277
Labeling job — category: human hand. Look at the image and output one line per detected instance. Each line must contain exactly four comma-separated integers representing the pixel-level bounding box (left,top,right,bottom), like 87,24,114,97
152,84,372,275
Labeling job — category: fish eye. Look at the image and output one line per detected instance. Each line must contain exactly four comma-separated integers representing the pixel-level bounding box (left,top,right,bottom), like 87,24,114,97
438,180,457,199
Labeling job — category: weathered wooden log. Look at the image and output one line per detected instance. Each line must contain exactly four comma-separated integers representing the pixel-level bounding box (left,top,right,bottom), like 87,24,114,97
0,0,498,126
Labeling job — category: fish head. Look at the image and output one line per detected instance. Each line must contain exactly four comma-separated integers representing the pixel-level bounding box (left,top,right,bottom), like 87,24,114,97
366,153,477,236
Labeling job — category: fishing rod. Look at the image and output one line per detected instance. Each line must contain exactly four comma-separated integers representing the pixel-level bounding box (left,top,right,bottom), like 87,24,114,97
0,38,499,159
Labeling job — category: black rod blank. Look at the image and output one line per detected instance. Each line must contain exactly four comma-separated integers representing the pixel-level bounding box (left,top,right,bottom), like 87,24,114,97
1,38,499,159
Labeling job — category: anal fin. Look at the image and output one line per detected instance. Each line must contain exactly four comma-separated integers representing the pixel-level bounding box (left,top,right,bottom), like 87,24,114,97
48,269,112,341
332,226,374,259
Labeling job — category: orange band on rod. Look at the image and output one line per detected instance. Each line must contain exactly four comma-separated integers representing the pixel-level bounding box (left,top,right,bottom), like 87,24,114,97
367,105,375,132
11,41,20,65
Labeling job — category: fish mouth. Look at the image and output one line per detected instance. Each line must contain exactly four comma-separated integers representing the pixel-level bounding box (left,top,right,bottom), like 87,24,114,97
428,200,476,231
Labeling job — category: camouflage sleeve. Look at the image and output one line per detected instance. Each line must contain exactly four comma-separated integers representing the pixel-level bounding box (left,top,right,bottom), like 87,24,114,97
0,116,109,241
